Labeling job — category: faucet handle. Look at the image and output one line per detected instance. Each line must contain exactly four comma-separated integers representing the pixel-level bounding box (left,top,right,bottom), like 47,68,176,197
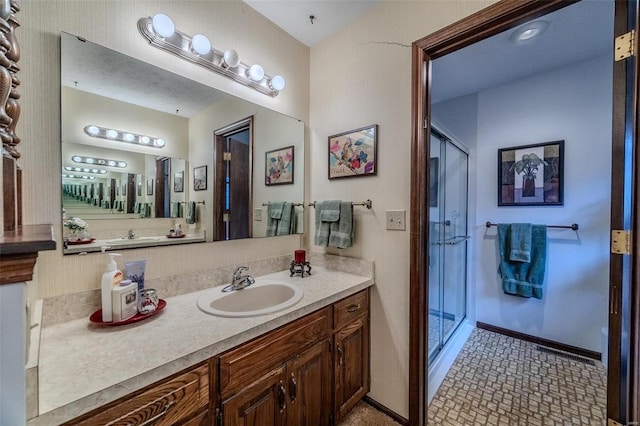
234,265,249,276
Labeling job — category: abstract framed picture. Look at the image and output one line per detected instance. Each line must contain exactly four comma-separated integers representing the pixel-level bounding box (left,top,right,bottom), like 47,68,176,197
193,165,207,191
265,145,294,185
174,171,184,193
328,124,377,179
146,179,153,196
498,140,564,206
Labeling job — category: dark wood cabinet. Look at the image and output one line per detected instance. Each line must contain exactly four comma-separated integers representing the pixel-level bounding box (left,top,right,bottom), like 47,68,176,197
64,288,370,426
333,290,370,422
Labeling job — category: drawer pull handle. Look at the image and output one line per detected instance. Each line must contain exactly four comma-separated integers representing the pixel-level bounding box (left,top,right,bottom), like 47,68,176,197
139,400,176,426
278,380,286,412
346,303,361,313
337,344,343,366
289,373,297,402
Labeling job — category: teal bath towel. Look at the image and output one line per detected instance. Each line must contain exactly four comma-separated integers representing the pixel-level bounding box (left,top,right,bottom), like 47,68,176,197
498,223,547,299
328,201,354,249
266,202,284,237
185,202,197,224
314,200,340,246
277,202,294,236
509,223,532,262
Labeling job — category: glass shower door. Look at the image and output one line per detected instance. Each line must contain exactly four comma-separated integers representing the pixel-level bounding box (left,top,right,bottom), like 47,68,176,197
428,128,469,364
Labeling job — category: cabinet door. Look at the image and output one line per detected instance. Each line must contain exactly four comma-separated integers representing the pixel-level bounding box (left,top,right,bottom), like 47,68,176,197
286,340,332,426
334,316,370,422
222,367,287,426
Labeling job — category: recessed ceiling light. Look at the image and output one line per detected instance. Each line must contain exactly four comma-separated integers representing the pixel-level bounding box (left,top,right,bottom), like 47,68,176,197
510,20,549,43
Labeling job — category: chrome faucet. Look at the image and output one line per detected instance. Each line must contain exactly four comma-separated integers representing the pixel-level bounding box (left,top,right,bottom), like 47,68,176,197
125,229,136,239
231,266,255,290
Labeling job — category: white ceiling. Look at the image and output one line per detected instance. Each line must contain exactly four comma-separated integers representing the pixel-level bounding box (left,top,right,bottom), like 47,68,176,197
243,0,382,47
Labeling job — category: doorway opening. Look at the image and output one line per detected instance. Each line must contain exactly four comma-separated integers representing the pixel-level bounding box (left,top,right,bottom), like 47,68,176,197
213,117,253,241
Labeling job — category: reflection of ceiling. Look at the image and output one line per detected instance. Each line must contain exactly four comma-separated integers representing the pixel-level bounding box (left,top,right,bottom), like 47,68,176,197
61,33,227,118
431,1,613,103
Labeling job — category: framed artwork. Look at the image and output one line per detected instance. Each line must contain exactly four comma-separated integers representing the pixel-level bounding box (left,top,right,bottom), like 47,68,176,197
328,124,377,179
146,179,153,196
193,165,207,191
498,140,564,206
174,171,184,193
265,145,294,185
430,157,438,207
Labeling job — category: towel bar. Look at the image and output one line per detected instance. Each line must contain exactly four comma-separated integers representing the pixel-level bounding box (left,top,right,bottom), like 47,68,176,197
308,199,372,209
485,221,578,231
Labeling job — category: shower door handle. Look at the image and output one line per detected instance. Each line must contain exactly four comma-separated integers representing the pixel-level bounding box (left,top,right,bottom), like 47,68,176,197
443,236,470,246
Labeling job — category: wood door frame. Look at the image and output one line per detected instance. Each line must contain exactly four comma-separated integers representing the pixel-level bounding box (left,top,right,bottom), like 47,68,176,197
408,0,627,424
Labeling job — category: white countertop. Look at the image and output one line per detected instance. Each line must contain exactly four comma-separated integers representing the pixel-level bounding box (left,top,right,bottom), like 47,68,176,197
63,233,206,254
30,267,373,425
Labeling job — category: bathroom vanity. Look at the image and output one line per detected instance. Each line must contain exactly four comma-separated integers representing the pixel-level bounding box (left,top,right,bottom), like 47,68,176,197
29,267,372,426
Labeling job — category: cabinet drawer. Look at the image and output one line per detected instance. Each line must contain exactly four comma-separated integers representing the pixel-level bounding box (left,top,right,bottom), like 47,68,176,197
333,289,369,331
66,363,209,426
219,307,331,397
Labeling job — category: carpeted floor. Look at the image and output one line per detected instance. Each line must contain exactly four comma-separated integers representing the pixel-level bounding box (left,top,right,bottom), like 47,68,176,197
338,401,401,425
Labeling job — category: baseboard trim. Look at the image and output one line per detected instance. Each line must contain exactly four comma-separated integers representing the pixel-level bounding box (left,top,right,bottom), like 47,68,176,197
363,396,409,426
476,322,601,360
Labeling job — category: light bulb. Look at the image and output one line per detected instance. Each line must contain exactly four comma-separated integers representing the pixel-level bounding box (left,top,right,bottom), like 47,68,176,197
107,161,116,167
118,162,127,168
87,125,99,135
74,167,81,171
141,136,150,144
191,34,211,55
152,13,175,38
248,64,264,82
64,166,72,171
156,138,165,147
106,129,118,139
124,133,135,142
87,158,95,164
72,156,82,162
222,49,240,68
270,75,286,91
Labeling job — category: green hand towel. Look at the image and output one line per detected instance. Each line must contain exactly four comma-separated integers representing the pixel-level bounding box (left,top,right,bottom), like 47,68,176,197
314,200,341,246
276,202,293,236
266,203,282,237
185,202,196,224
328,201,353,249
498,224,547,299
509,223,532,263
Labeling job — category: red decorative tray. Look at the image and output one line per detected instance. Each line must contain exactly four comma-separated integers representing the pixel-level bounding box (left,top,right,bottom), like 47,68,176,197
66,238,95,245
166,234,186,239
89,299,166,326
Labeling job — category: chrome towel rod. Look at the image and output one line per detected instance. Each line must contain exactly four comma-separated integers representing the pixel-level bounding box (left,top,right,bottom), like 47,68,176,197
262,202,304,207
485,221,579,231
308,199,372,209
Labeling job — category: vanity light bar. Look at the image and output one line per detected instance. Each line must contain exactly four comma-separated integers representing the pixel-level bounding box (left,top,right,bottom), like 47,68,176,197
137,14,286,97
64,166,108,175
84,125,165,149
62,174,96,180
72,155,127,168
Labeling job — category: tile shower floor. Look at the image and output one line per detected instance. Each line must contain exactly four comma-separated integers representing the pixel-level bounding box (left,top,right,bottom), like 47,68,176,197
428,313,457,357
428,328,607,425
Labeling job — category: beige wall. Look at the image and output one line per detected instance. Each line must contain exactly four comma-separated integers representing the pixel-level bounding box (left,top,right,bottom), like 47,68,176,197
309,0,495,417
20,0,309,298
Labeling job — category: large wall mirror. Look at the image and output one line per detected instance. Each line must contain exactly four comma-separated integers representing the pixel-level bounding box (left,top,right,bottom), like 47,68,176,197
61,32,305,254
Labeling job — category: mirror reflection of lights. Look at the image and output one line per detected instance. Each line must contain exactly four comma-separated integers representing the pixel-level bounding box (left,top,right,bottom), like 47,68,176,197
71,155,127,168
83,125,166,148
62,174,96,180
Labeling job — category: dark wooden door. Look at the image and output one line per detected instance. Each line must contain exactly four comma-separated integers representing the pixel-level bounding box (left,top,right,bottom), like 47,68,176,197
229,138,250,240
334,317,369,422
126,173,135,213
608,0,640,423
155,158,168,218
222,367,286,426
286,340,332,426
109,178,116,209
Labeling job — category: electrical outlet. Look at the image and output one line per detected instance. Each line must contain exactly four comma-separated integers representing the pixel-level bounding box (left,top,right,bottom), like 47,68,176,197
254,208,263,221
386,210,406,231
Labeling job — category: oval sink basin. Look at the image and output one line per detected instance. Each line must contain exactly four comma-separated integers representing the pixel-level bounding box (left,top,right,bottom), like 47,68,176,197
197,281,303,318
105,236,162,245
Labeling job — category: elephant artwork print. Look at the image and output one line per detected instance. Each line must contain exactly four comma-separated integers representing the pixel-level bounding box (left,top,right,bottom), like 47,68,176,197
328,124,378,179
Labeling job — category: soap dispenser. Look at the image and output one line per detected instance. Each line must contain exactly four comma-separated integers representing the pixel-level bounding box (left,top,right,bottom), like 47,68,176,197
100,248,123,322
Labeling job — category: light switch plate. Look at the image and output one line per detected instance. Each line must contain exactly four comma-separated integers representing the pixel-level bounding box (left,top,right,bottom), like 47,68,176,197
254,208,263,221
386,210,406,231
